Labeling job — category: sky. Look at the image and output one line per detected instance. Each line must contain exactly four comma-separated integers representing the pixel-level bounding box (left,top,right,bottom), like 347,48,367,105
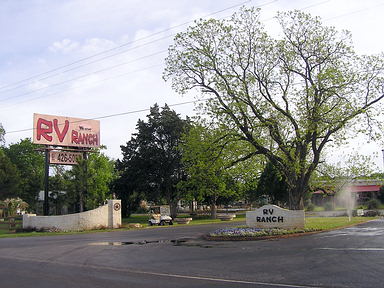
1,0,384,168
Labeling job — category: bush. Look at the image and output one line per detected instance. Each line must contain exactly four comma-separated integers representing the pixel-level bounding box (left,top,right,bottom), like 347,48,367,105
366,199,380,210
305,203,315,211
324,202,333,211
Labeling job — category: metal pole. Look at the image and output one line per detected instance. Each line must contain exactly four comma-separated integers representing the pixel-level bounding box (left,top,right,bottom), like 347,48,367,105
83,151,88,209
43,148,50,215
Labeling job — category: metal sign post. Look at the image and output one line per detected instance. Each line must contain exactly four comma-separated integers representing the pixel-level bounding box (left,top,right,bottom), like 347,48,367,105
43,147,50,216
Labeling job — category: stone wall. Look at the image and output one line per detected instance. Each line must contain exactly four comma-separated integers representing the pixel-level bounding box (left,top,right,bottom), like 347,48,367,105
23,200,121,231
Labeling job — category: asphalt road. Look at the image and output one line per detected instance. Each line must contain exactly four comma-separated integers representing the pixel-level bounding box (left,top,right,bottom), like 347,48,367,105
0,219,383,288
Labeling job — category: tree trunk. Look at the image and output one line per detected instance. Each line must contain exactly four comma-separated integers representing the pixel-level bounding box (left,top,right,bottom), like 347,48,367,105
288,191,304,210
210,201,217,219
169,200,178,219
288,179,307,210
189,201,196,215
79,191,84,212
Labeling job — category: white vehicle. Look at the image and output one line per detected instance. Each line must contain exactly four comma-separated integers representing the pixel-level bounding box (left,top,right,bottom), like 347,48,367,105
148,206,173,226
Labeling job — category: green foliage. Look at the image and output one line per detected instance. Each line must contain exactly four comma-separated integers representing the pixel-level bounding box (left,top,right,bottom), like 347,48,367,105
86,151,116,209
305,202,315,211
324,202,334,211
178,124,236,217
3,139,44,209
0,123,4,146
66,158,87,212
251,162,289,206
1,198,28,216
48,166,68,215
366,199,380,210
0,149,21,199
164,7,384,209
313,152,379,200
316,152,379,182
112,172,145,218
114,104,190,218
378,186,384,204
67,149,116,212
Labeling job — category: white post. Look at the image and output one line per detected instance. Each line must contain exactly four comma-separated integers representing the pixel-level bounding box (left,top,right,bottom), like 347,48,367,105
108,199,122,228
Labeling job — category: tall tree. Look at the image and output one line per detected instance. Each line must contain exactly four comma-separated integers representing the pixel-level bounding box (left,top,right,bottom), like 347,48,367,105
0,123,5,146
116,104,189,218
179,124,243,218
66,149,116,212
0,149,21,199
49,166,68,215
252,161,289,206
164,7,384,209
86,151,116,210
4,138,44,209
313,152,379,198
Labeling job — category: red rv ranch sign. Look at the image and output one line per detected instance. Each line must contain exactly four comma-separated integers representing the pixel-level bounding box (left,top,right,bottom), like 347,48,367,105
33,113,100,148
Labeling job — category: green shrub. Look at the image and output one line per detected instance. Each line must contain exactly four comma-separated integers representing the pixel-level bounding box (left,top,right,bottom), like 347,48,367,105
324,202,333,211
366,199,380,210
305,203,315,211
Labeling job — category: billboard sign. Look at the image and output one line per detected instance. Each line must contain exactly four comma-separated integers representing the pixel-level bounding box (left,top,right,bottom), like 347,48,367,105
49,150,83,165
33,113,100,148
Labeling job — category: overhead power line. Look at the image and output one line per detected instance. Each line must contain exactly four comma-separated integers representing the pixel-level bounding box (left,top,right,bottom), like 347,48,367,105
0,0,259,94
5,98,211,134
0,36,172,96
0,0,278,104
0,0,373,99
0,50,168,103
0,63,163,110
325,2,384,21
4,0,377,136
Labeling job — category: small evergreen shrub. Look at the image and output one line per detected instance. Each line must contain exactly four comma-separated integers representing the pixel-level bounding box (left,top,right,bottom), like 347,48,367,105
306,203,315,211
324,202,333,211
366,199,380,210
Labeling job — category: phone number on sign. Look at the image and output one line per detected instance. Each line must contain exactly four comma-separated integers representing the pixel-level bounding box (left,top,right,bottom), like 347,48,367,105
50,151,83,165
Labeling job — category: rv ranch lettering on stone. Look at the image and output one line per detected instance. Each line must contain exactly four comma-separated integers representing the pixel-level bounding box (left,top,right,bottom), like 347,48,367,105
246,205,305,229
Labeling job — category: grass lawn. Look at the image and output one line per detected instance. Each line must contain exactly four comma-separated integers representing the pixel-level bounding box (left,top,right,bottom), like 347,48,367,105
123,213,246,227
305,216,376,230
0,218,22,235
0,214,377,238
125,214,376,231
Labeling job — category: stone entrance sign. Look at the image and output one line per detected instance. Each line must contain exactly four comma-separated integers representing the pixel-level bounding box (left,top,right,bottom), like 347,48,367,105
246,205,304,229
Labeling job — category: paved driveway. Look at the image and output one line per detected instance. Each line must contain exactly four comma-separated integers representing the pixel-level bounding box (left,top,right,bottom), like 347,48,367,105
0,219,383,287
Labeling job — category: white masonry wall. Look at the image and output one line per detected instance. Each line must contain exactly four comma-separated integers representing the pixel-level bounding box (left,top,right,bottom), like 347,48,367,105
246,204,305,229
23,199,122,231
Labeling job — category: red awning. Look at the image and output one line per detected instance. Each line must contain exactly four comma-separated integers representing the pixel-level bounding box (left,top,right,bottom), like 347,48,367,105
347,185,381,193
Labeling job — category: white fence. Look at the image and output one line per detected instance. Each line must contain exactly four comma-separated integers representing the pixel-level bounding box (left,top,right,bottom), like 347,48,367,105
23,200,121,231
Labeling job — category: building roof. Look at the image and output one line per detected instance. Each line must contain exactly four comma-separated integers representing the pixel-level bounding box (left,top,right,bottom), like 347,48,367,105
313,183,382,194
347,185,381,193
